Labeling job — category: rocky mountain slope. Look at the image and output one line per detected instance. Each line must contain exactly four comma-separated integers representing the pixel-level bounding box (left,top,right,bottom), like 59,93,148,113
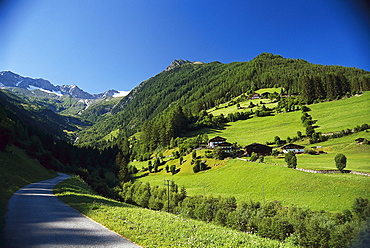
0,71,130,125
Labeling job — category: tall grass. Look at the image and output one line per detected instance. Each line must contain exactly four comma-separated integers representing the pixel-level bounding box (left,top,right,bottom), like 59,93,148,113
55,176,297,248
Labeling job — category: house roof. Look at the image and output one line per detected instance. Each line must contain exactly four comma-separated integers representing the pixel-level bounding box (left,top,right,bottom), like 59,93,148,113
244,143,272,149
209,136,227,142
281,143,305,149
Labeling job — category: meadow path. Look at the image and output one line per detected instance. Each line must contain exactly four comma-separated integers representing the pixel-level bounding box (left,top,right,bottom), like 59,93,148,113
3,173,140,248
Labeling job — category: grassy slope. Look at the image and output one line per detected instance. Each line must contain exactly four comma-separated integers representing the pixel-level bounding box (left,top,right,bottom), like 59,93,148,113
0,146,56,239
207,88,282,117
138,158,370,213
55,176,297,248
200,92,370,147
310,92,370,133
265,130,370,172
201,110,303,146
208,98,276,117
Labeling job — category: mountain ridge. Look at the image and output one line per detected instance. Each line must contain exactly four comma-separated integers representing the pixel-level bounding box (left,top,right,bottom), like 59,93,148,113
0,71,129,99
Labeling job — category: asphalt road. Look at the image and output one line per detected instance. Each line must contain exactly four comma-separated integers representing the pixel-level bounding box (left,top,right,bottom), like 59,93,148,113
3,173,141,248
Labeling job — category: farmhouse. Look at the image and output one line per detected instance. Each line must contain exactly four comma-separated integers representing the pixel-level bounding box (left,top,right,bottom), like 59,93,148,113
250,93,261,99
244,143,272,156
208,136,227,148
208,136,233,153
217,142,233,153
281,143,305,154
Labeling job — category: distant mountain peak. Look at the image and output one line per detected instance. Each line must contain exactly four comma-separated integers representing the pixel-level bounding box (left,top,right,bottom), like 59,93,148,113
0,71,129,100
165,59,191,71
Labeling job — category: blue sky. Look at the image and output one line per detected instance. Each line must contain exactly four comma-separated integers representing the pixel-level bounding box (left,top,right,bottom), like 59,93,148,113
0,0,369,94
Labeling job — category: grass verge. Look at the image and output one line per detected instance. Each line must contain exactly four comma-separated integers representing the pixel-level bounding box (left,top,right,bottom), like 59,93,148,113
54,176,298,248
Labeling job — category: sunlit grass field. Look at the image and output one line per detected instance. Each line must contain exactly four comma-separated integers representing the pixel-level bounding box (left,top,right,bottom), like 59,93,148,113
208,98,277,117
137,158,370,213
207,88,282,117
265,130,370,172
310,92,370,133
198,110,304,147
199,92,370,147
55,176,296,248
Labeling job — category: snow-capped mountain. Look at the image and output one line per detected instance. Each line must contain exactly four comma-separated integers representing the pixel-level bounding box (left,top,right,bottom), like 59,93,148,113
0,71,128,99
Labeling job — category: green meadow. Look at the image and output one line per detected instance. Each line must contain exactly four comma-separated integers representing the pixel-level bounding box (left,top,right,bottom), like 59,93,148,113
201,110,304,147
310,92,370,133
137,158,370,213
265,130,370,172
207,88,282,118
201,91,370,147
55,176,296,248
208,98,276,117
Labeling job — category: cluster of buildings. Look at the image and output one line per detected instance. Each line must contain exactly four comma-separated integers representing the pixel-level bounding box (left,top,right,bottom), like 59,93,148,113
208,136,305,156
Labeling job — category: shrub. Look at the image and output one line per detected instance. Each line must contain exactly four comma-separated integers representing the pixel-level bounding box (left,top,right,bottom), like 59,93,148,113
75,167,89,181
285,151,297,169
334,153,347,172
250,152,258,162
305,148,317,155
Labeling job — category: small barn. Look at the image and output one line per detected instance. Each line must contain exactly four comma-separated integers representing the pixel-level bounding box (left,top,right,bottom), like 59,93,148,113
244,143,272,156
281,144,305,154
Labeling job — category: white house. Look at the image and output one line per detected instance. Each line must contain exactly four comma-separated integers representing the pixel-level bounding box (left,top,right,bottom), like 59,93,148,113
208,136,227,148
281,144,305,154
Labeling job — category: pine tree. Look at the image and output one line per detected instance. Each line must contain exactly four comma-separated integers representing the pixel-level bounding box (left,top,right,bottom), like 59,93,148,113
117,158,129,182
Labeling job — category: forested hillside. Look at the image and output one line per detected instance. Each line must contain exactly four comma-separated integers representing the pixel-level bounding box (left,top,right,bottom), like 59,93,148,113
76,53,370,147
0,90,122,197
0,90,78,140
